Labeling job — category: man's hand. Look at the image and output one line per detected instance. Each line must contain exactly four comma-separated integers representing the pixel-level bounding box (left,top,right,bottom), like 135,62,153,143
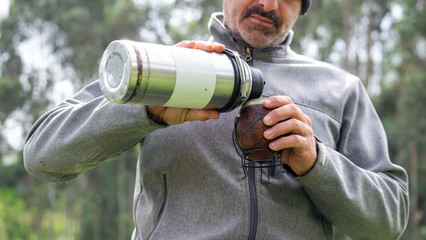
146,41,225,125
262,96,317,176
175,40,226,52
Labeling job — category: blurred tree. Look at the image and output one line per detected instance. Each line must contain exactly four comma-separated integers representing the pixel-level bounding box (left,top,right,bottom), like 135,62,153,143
373,0,426,239
293,0,394,91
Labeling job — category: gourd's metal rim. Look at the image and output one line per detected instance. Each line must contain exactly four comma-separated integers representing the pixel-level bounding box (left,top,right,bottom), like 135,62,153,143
240,97,268,109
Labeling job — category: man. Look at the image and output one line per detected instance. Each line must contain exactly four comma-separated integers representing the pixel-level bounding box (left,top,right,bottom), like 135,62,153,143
24,0,409,239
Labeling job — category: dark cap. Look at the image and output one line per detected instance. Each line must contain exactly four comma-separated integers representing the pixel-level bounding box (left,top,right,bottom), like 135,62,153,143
301,0,312,15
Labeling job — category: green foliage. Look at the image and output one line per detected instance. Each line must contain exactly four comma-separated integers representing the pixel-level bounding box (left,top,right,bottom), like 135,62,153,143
0,76,25,121
0,186,74,240
0,188,32,239
1,0,149,86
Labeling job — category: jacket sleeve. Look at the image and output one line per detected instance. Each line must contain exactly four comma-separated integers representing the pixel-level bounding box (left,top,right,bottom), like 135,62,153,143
23,80,164,183
297,80,409,239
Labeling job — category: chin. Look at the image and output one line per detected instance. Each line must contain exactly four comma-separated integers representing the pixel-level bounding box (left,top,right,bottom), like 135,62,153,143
242,35,274,48
239,28,282,48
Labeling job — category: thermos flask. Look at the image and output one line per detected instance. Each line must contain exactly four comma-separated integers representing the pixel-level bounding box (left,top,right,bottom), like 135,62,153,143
99,40,264,112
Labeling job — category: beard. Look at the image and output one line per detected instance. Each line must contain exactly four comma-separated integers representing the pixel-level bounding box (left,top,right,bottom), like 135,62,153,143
239,27,287,49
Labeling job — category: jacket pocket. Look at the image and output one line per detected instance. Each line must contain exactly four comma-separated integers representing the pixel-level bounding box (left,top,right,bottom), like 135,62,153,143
147,174,168,240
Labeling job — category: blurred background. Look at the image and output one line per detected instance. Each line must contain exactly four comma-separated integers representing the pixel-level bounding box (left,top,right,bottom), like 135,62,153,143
0,0,424,239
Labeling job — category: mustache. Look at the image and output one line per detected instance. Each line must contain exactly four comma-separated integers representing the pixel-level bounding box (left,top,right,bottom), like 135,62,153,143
242,5,282,28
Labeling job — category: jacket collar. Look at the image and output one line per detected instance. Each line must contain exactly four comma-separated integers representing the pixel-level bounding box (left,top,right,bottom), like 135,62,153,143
207,12,293,60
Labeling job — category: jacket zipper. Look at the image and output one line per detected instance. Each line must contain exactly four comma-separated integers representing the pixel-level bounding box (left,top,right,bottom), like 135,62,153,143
248,163,258,240
244,47,253,62
244,46,257,240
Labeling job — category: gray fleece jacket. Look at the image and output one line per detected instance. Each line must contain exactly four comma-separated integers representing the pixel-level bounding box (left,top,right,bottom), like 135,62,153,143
24,13,409,240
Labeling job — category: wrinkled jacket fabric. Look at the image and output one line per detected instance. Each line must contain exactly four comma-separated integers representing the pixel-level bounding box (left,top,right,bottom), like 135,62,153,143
24,13,409,240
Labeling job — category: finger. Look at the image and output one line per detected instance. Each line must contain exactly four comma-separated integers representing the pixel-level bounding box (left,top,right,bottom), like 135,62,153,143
185,109,220,122
268,134,306,152
175,40,197,49
263,118,309,140
262,96,293,126
263,96,293,109
175,40,225,52
146,106,219,125
194,41,226,52
266,120,314,152
194,41,214,52
264,103,310,127
210,42,226,52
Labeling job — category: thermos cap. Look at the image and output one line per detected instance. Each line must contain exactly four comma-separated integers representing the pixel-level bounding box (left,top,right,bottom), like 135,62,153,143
99,41,134,103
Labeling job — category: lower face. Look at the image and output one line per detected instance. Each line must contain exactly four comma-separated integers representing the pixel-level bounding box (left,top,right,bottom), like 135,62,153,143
223,0,301,49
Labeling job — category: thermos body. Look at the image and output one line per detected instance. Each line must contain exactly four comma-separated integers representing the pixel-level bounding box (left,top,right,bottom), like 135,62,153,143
99,40,263,112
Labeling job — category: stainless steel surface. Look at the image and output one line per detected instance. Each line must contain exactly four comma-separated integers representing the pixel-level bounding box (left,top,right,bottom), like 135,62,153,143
241,98,267,109
99,40,262,111
233,51,253,104
205,52,235,109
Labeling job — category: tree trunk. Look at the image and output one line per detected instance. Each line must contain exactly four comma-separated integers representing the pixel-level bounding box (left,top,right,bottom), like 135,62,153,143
342,0,353,70
364,0,374,90
117,157,127,240
48,183,56,239
410,142,421,240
